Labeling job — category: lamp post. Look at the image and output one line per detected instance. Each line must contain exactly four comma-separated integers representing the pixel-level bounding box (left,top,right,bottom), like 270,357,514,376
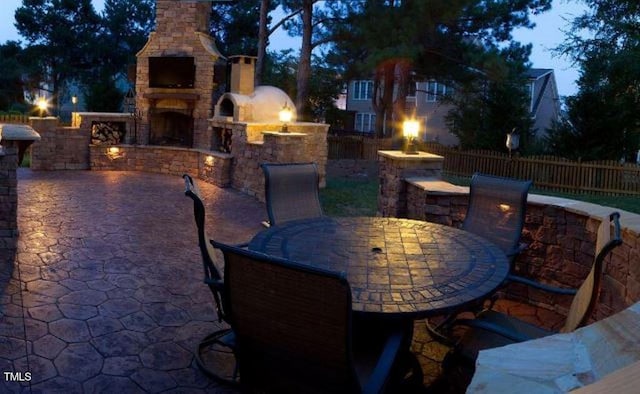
402,117,420,155
37,98,48,118
279,103,292,133
506,128,520,159
71,96,78,112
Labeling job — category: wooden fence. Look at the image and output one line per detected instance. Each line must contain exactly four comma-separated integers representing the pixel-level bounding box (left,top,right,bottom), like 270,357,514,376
328,136,640,196
327,135,394,160
0,114,30,124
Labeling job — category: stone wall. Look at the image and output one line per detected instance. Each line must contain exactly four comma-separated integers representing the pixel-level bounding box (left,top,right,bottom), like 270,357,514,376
90,145,232,187
210,119,330,201
30,118,90,170
72,113,138,144
405,179,640,322
0,146,18,257
30,116,328,201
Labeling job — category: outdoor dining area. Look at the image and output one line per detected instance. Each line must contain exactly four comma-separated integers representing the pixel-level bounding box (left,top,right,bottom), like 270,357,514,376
1,155,637,392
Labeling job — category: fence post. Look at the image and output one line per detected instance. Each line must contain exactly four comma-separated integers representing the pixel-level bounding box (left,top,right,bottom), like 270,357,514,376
575,157,582,193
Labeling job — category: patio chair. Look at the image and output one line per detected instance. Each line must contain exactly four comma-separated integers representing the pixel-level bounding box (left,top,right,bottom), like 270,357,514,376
450,211,622,363
183,174,239,384
260,162,323,227
212,240,408,394
427,173,533,340
461,173,532,269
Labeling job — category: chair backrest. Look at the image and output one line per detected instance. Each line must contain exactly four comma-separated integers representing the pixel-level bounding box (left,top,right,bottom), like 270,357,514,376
561,212,622,333
213,241,359,393
463,173,532,260
183,174,225,322
261,162,323,226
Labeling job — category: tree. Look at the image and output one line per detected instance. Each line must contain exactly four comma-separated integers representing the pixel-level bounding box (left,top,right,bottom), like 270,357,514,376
210,0,263,56
446,44,536,152
262,49,342,121
329,0,551,140
547,0,640,161
279,0,343,120
0,41,27,111
81,0,154,111
15,0,101,112
98,0,155,77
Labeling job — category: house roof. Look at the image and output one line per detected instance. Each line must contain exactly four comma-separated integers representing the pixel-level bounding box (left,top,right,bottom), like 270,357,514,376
526,68,553,80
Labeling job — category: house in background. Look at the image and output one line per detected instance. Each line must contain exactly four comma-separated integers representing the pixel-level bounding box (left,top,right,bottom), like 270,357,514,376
345,68,561,146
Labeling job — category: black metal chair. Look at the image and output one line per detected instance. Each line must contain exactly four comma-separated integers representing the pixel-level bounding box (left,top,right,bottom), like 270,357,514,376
212,240,409,394
427,173,533,341
260,162,323,227
183,174,239,384
450,212,622,363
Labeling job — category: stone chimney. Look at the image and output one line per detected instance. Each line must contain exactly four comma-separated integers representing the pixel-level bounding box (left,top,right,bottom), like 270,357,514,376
229,55,256,96
135,0,223,149
155,0,210,35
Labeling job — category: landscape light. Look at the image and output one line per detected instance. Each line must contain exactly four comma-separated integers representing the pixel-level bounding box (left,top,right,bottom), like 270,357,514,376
279,103,292,133
402,118,420,155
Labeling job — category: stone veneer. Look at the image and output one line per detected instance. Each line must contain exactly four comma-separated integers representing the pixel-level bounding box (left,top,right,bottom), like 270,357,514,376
30,117,91,170
30,115,329,200
90,145,232,187
0,145,17,257
134,0,222,148
377,150,444,217
403,177,639,322
210,119,329,202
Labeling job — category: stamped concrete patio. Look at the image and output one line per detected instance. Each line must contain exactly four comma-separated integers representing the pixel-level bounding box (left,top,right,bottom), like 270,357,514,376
1,169,560,393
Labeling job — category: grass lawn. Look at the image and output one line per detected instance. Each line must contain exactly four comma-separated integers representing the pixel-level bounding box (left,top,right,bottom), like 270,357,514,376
320,177,378,216
321,175,640,216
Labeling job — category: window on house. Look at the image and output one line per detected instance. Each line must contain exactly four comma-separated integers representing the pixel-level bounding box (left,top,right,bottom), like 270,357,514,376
353,80,373,100
355,113,376,132
426,80,449,102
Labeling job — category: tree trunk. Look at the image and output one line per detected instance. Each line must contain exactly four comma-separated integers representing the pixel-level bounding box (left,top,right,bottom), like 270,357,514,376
393,60,411,142
295,0,313,120
256,0,270,86
372,61,396,138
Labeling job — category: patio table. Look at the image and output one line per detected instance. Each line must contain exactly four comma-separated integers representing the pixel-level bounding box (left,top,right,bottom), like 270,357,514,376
248,217,509,319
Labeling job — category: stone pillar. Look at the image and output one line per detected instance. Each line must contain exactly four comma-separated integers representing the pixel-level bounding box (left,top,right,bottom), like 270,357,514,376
30,117,60,170
377,150,444,218
30,117,91,170
0,145,18,258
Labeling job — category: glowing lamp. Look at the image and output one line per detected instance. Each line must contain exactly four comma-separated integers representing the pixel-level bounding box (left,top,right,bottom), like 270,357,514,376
37,98,48,117
402,118,420,155
279,103,293,133
506,129,520,158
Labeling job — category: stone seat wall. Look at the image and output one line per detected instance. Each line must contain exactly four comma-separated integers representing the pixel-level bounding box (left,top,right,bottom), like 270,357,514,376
404,176,640,322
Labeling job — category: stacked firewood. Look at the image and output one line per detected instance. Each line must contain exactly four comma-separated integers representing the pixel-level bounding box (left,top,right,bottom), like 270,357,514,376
91,122,125,145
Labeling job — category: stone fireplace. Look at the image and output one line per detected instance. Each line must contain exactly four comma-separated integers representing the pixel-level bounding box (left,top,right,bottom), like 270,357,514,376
135,0,223,148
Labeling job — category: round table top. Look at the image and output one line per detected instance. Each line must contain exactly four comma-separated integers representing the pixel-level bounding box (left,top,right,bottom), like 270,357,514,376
249,217,510,319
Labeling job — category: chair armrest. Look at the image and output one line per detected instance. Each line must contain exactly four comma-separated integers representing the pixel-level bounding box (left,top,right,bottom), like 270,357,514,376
204,277,224,291
507,274,578,295
454,318,533,343
208,239,248,249
362,329,404,394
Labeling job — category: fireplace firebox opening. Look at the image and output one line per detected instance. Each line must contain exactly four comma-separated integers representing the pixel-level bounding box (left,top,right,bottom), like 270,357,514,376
149,110,194,147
